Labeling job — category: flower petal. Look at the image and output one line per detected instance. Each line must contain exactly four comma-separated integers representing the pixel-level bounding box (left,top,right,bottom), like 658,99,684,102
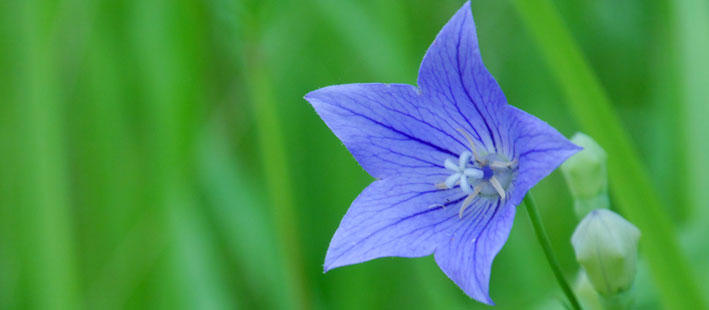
417,1,507,153
324,175,465,272
305,83,471,179
507,106,581,206
434,200,516,305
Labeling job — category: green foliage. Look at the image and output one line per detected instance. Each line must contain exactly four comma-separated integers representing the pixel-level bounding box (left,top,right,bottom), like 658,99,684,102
0,0,706,309
512,0,706,308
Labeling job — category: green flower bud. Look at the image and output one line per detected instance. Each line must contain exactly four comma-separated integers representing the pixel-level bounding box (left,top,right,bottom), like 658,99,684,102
571,209,641,296
561,133,609,217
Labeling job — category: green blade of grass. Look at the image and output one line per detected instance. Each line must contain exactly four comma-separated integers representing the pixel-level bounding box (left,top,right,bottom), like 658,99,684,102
511,0,705,308
197,121,294,309
0,1,18,308
242,52,312,310
675,0,709,222
10,1,81,308
130,0,226,307
645,0,690,223
311,0,413,81
169,187,236,310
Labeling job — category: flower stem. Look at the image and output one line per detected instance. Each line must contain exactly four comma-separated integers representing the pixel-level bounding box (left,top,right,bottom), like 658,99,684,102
524,193,581,310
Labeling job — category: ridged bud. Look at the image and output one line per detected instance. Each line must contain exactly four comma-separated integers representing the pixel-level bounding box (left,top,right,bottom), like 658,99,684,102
571,209,641,296
561,133,609,217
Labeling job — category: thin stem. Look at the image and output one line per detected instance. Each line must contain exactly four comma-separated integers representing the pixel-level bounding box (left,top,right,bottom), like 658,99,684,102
524,194,581,310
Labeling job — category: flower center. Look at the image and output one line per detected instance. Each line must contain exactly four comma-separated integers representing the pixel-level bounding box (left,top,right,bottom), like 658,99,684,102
435,130,518,218
481,165,494,180
476,153,516,197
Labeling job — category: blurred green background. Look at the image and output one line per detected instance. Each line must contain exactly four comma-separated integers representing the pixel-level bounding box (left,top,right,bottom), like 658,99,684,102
1,0,708,309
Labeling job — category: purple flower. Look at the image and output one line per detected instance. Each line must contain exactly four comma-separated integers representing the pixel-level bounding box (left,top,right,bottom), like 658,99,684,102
304,1,579,304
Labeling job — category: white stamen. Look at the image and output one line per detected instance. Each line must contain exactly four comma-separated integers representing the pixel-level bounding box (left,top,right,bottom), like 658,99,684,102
436,144,516,215
456,128,483,163
459,186,481,218
490,159,518,169
489,176,506,200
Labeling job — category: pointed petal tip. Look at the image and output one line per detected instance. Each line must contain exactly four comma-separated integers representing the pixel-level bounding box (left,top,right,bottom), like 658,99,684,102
303,89,322,103
323,247,356,273
323,256,359,274
323,252,341,273
304,85,342,103
564,140,585,159
454,1,474,29
457,282,495,305
322,260,336,274
571,142,584,152
454,282,496,306
475,294,495,306
303,92,317,107
557,133,584,154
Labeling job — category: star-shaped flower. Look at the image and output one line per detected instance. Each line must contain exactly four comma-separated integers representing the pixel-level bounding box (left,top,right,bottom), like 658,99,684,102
305,2,579,304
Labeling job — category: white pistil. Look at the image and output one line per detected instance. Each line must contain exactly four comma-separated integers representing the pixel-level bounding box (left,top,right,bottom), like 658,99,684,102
460,173,471,193
464,168,483,178
438,151,483,191
459,151,472,168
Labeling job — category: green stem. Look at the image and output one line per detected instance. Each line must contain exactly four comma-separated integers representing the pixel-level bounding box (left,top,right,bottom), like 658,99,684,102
524,194,581,310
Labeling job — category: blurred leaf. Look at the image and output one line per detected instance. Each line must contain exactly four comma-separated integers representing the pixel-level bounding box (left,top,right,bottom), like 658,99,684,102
242,55,313,310
310,0,412,81
168,188,237,309
675,0,709,222
197,121,294,309
511,0,706,308
128,0,216,307
8,1,81,308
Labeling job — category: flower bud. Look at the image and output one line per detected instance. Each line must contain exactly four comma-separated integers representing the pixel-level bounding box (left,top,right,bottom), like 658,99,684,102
561,133,609,217
571,209,641,296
